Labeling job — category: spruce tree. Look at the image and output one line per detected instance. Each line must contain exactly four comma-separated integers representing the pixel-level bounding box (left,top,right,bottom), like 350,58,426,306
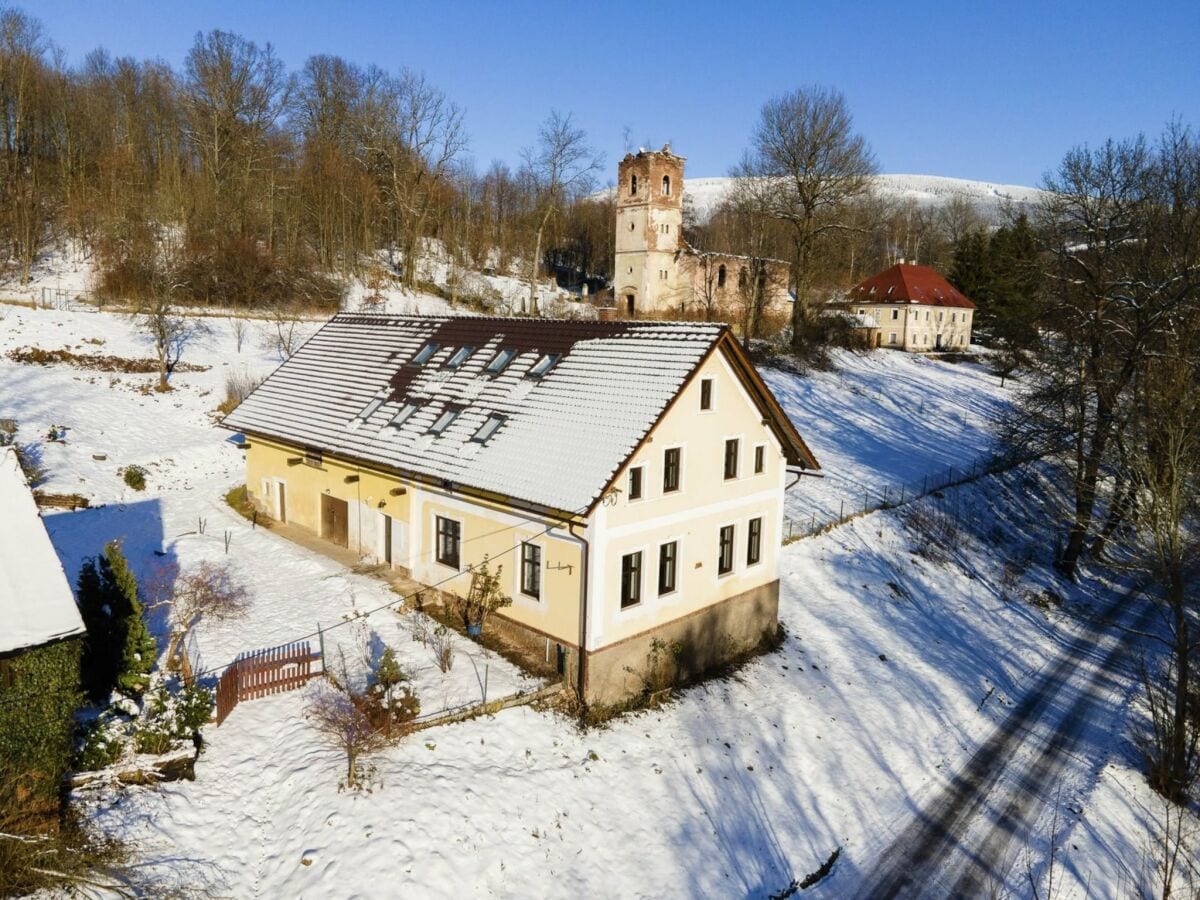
77,557,122,703
102,541,157,697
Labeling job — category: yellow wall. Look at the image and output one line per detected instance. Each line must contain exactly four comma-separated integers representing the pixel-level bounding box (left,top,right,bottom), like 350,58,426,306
584,344,787,650
244,436,583,648
241,340,792,658
852,302,973,350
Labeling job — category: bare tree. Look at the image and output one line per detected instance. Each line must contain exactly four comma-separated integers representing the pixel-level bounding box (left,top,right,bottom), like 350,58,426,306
228,314,247,353
739,86,877,352
521,111,601,315
1022,124,1200,578
147,560,250,673
1128,335,1200,804
264,300,304,360
305,679,386,790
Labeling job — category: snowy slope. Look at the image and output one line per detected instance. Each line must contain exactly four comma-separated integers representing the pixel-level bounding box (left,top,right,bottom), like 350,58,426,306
679,173,1044,223
0,305,1182,896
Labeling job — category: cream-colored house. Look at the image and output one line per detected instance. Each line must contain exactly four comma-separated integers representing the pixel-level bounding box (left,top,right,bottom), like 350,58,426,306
223,315,818,704
847,263,975,351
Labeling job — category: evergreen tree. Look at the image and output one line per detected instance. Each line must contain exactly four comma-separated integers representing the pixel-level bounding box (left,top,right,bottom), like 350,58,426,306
76,557,122,704
102,541,157,697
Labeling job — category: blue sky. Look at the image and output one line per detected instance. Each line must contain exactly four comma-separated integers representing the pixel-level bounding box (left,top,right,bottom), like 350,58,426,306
25,0,1200,186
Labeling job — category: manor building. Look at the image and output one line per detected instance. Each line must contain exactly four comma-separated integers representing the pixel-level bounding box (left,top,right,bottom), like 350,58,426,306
614,146,791,317
847,263,975,351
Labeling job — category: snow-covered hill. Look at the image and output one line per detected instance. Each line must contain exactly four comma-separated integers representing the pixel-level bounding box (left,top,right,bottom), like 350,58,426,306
679,173,1044,222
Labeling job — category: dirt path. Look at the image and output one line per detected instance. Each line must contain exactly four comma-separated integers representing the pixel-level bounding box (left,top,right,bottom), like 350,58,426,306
857,581,1153,898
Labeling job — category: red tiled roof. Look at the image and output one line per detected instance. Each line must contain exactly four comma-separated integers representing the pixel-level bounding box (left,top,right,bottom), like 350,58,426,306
848,264,976,309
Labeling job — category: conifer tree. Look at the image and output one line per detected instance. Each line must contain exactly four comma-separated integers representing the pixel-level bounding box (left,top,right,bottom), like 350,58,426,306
102,541,157,697
77,557,122,703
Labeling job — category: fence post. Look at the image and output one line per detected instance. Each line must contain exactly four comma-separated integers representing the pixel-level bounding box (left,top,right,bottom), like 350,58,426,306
810,512,815,534
317,622,326,665
900,485,905,504
839,499,844,522
883,485,889,507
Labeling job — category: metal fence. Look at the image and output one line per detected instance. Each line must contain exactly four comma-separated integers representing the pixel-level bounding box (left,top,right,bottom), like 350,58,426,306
782,448,1030,543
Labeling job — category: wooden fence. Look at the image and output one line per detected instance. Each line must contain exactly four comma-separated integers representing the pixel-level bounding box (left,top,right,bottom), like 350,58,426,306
215,640,320,726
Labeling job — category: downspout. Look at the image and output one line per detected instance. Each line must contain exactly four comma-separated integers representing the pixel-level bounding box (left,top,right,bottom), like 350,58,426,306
786,467,823,491
566,520,590,703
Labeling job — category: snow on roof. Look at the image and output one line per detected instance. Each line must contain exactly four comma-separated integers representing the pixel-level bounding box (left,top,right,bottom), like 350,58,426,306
223,315,731,513
0,447,86,655
848,264,976,309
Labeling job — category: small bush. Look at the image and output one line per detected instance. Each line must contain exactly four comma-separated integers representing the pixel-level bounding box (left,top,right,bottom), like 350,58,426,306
133,723,174,756
75,720,125,771
122,465,147,491
225,484,272,527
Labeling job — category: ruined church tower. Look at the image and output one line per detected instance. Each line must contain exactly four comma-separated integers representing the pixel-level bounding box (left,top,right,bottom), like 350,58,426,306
614,145,685,316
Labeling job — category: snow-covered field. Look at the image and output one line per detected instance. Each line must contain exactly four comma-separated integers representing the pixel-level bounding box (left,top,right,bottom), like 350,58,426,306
0,304,1185,896
678,173,1044,223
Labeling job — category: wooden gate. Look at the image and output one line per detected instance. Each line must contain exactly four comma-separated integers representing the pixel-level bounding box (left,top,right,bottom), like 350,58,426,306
214,640,319,726
321,494,349,547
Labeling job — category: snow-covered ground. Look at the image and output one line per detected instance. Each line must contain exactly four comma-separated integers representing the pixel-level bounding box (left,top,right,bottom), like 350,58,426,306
0,304,1187,896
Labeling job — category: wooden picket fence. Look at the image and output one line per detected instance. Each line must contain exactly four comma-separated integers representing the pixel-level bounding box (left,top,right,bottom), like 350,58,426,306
215,640,320,726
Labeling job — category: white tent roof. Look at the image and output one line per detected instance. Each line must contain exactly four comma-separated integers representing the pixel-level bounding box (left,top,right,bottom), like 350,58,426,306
0,447,86,655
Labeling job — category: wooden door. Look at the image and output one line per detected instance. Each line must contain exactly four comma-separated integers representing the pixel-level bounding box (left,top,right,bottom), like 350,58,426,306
321,494,349,547
277,482,287,524
382,514,393,565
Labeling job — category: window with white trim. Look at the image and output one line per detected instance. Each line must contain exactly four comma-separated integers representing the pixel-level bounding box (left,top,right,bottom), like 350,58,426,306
718,525,735,575
658,541,677,595
699,378,713,411
628,466,643,501
520,542,541,599
620,552,642,608
663,447,681,493
723,438,740,480
747,517,763,566
436,516,460,568
754,444,765,474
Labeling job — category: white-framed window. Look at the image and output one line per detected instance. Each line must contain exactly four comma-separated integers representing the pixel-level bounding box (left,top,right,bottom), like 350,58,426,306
753,444,766,474
723,438,740,480
620,551,642,608
520,542,541,599
747,517,763,567
699,377,714,411
889,333,897,345
657,541,678,596
628,465,644,501
435,515,461,569
718,525,735,576
891,309,899,320
663,446,682,493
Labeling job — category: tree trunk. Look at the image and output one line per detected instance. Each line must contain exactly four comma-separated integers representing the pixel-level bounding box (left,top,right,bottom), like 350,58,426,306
1169,581,1190,801
529,209,552,317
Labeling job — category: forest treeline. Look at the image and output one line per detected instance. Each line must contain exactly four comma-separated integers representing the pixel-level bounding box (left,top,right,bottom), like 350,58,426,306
1,7,1009,318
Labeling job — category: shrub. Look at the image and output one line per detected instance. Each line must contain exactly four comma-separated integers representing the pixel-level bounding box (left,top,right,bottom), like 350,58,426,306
122,465,147,491
75,719,126,771
454,556,512,633
0,640,82,817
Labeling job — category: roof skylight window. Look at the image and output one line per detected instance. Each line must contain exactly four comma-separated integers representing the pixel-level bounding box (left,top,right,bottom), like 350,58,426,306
527,353,560,379
349,392,388,428
445,346,474,369
427,407,460,435
471,414,506,443
388,402,419,428
411,342,439,365
484,347,516,374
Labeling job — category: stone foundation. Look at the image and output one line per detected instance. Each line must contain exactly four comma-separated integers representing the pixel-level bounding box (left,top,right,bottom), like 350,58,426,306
582,579,780,705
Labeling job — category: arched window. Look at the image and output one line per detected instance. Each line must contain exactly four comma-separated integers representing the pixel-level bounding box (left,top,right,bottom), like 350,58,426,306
630,175,638,196
717,264,726,288
661,175,671,195
738,267,748,290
